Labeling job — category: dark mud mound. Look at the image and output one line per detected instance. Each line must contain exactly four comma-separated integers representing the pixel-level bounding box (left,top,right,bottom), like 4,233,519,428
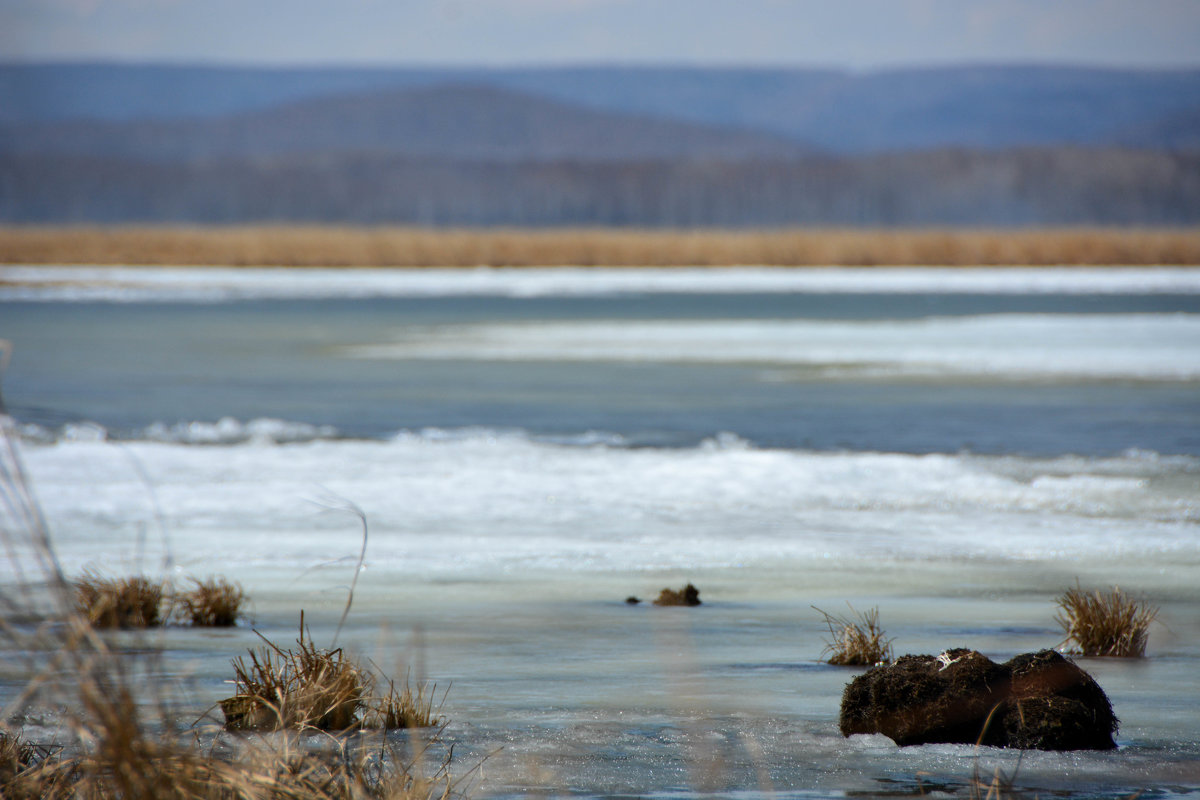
839,648,1117,750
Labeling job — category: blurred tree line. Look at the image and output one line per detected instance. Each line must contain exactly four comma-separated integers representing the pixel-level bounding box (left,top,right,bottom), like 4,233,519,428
3,147,1197,226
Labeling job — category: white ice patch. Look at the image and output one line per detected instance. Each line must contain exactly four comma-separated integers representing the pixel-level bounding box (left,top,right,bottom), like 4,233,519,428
18,417,341,446
4,266,1200,301
6,430,1197,583
141,417,340,445
341,314,1200,381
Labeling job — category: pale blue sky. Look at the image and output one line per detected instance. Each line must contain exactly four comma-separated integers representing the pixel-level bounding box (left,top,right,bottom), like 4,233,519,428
3,0,1200,69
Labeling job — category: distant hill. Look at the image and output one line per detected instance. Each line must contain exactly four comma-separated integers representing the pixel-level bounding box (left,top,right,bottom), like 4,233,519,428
2,62,1199,153
3,61,1199,226
494,65,1200,153
0,83,810,163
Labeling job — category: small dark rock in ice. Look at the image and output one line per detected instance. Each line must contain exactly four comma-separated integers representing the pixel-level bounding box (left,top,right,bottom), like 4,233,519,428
653,583,701,606
839,648,1117,751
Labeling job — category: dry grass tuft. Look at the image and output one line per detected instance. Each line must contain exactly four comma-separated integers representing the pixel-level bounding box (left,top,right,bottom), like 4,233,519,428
73,572,164,629
1056,583,1159,657
223,624,367,732
174,575,246,627
73,572,250,628
653,583,702,607
363,675,447,731
815,604,893,666
221,619,444,733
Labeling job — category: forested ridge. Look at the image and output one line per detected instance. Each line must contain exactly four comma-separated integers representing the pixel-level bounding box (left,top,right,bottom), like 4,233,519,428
3,64,1198,226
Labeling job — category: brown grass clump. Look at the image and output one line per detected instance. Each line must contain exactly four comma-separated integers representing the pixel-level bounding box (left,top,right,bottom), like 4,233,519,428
223,625,367,732
72,572,249,628
363,675,447,731
1055,583,1159,657
653,583,701,606
221,619,444,733
73,572,164,629
816,604,893,666
175,575,246,627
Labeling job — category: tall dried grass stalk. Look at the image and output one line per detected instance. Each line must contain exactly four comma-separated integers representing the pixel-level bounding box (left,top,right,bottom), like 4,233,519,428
1055,583,1159,657
2,225,1200,267
0,731,42,787
5,671,458,799
815,605,894,667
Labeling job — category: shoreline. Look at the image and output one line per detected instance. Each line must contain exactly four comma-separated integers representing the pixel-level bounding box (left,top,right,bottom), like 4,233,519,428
3,225,1200,268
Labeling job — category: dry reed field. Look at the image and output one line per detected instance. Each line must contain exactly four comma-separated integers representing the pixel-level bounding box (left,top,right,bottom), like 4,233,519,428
2,225,1200,267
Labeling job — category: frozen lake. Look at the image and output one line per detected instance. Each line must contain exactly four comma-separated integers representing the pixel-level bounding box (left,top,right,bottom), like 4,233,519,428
2,266,1199,798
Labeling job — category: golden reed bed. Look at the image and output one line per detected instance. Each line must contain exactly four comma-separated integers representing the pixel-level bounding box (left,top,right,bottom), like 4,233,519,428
2,225,1199,267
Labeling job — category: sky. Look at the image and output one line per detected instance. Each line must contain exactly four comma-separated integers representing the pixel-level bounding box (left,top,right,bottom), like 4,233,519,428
2,0,1200,70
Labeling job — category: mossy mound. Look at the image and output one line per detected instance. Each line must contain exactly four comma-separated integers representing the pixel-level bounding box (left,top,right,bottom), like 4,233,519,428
839,648,1117,751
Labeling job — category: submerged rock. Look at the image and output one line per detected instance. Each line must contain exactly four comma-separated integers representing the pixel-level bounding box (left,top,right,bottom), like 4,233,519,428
839,648,1117,750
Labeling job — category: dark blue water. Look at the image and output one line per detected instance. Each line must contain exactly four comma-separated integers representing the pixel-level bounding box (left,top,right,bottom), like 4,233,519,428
3,292,1199,456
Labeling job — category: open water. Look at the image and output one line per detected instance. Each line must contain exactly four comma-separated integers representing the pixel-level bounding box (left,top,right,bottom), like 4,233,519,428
1,266,1199,798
